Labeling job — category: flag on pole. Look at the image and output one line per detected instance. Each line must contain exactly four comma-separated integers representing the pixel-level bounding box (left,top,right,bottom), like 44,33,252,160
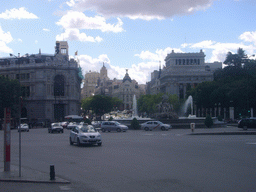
75,51,78,56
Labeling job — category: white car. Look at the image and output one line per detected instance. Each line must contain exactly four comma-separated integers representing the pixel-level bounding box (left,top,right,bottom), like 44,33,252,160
18,124,29,132
69,125,102,146
141,121,171,131
48,122,64,133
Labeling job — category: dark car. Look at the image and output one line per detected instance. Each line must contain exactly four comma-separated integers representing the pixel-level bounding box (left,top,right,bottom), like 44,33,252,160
238,118,256,130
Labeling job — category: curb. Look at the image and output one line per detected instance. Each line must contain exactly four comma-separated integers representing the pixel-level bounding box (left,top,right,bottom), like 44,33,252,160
190,131,256,135
0,178,71,184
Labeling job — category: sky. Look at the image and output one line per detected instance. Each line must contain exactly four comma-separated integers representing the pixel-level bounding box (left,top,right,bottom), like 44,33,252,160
0,0,256,84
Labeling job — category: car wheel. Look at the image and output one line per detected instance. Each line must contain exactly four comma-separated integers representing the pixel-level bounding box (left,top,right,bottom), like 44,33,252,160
101,128,106,132
69,137,73,145
144,127,149,131
27,129,29,132
98,143,102,146
62,130,64,133
48,130,50,133
117,128,121,132
243,126,248,130
161,126,165,131
77,138,81,146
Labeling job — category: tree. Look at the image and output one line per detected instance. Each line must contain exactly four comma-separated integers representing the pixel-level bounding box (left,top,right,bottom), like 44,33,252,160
81,95,123,119
131,118,140,130
189,49,256,118
0,76,21,118
204,115,213,128
224,48,246,68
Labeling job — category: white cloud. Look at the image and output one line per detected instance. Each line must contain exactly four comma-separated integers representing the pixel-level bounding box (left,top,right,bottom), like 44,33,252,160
56,11,124,33
187,36,256,62
43,28,50,32
56,28,103,42
35,40,38,44
239,31,256,45
0,27,13,43
0,26,13,53
0,41,13,53
0,7,38,20
66,0,214,20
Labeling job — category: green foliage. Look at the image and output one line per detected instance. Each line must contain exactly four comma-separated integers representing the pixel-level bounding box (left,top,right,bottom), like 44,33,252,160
0,76,21,118
204,115,213,128
224,48,246,68
131,118,140,130
188,48,256,118
84,118,91,125
137,93,180,116
217,116,223,121
81,95,123,117
108,116,113,121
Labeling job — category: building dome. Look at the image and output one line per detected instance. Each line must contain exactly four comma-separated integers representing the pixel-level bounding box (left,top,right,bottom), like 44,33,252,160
123,69,132,83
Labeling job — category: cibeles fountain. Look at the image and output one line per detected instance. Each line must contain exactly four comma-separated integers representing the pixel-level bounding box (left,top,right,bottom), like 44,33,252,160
180,95,197,119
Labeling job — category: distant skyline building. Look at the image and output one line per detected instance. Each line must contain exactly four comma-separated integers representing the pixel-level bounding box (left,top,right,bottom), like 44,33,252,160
0,41,83,122
146,50,222,99
82,65,145,110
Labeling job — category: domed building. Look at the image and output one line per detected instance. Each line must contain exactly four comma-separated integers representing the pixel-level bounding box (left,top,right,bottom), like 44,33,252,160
90,67,145,111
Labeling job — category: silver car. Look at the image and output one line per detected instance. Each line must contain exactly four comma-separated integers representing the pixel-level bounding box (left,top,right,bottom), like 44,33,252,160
18,123,29,132
69,125,102,146
100,121,128,132
48,123,64,133
141,121,171,131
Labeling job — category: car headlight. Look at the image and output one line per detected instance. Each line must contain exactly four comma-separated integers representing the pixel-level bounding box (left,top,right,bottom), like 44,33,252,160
97,135,101,138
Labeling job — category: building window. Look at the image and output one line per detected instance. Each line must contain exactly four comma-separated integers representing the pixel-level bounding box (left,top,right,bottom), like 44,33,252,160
21,86,30,97
61,48,66,54
54,75,65,96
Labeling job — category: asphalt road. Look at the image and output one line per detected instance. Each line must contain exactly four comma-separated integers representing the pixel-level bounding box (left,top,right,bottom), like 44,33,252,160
1,127,256,192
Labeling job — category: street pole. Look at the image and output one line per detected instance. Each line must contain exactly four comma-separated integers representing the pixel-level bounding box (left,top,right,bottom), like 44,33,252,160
10,53,21,177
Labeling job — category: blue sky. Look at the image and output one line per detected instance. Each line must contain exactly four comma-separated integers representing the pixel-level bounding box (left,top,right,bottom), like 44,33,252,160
0,0,256,84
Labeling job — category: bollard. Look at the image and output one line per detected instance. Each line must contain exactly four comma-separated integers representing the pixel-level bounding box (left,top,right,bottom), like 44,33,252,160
50,165,55,180
190,123,195,133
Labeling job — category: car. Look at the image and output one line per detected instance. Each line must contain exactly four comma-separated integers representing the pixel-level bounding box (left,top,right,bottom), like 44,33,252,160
69,125,102,146
91,121,101,128
100,121,128,132
61,121,69,128
18,123,29,132
238,118,256,130
141,121,171,131
48,122,64,133
66,122,78,130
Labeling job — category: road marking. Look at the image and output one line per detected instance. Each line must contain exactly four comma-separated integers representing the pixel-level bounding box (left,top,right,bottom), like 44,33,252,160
59,185,72,191
143,133,154,136
246,142,256,145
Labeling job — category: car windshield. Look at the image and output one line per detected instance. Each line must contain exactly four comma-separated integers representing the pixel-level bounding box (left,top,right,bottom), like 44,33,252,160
115,122,120,125
80,126,96,133
52,123,60,126
157,121,163,124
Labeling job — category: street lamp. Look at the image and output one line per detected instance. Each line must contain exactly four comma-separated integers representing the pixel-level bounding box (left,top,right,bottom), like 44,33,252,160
10,53,22,177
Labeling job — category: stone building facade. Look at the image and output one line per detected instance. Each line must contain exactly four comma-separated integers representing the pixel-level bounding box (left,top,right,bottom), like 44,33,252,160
82,65,145,110
146,50,222,99
0,41,83,122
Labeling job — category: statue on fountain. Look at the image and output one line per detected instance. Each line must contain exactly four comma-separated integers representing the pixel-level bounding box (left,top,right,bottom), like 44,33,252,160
155,95,178,120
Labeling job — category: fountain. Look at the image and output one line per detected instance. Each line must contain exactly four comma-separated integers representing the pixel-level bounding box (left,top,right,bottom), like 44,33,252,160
132,94,138,117
180,95,196,118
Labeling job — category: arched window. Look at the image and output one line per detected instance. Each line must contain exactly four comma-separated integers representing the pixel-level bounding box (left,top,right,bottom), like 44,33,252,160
54,75,65,96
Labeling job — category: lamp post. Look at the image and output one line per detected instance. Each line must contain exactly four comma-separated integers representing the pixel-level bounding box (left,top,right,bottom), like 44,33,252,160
10,53,22,177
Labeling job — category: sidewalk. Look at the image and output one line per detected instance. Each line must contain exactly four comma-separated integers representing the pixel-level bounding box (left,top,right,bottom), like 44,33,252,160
188,125,256,135
0,163,70,184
